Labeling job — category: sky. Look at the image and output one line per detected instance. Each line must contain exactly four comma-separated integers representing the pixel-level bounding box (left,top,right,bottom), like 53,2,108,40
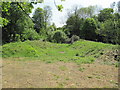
30,0,120,27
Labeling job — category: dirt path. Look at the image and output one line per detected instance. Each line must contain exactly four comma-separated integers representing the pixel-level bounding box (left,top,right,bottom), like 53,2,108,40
2,59,118,88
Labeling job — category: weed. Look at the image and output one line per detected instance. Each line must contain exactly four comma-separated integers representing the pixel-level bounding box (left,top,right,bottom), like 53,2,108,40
87,76,93,78
59,66,67,71
46,61,52,64
53,74,60,80
65,78,70,80
78,67,85,72
57,83,64,88
95,76,101,79
114,62,119,67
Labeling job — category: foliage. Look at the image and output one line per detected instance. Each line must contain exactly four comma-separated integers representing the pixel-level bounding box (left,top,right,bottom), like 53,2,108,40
0,17,9,27
2,2,35,43
43,6,52,28
32,6,52,35
66,15,84,37
1,1,120,45
95,12,120,44
77,6,96,19
52,30,68,43
32,7,44,33
99,19,119,44
57,5,63,12
98,8,114,22
82,18,97,41
71,35,80,43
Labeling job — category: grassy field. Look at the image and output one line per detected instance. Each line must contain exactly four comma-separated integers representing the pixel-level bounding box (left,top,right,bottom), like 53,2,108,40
2,40,118,64
2,40,119,88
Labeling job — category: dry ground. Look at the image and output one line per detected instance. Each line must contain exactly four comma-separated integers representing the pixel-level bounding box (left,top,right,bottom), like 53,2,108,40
2,58,118,88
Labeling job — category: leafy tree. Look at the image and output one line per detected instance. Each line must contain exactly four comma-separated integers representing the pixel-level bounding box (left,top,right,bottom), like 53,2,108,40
2,2,34,43
16,15,40,41
1,0,65,44
98,8,114,22
43,6,52,29
82,18,97,41
78,6,96,19
99,19,119,44
66,15,83,37
32,6,52,34
66,5,97,38
96,12,120,44
32,7,44,33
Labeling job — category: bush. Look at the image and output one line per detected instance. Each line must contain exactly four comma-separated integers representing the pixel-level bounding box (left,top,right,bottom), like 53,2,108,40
71,35,80,43
52,30,68,43
21,29,40,41
46,31,54,42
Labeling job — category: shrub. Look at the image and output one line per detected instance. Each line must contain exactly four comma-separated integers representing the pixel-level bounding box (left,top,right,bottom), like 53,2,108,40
46,31,54,42
71,35,80,43
21,29,40,41
52,30,68,43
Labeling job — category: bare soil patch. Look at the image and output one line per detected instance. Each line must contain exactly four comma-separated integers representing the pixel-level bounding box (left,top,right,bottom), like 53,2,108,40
2,58,118,88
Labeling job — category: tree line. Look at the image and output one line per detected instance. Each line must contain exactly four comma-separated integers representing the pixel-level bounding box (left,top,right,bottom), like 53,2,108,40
1,1,120,45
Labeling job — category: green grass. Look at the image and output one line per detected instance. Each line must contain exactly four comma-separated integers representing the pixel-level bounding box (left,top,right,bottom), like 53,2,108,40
2,40,118,64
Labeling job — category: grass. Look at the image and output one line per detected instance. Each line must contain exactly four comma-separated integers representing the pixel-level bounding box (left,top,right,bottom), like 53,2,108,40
59,66,67,71
2,39,118,64
78,67,85,72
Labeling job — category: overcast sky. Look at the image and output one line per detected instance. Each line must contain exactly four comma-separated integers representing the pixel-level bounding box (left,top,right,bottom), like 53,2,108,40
30,0,119,27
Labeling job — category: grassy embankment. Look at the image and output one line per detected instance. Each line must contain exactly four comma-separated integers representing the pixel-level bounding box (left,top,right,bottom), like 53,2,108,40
2,40,118,64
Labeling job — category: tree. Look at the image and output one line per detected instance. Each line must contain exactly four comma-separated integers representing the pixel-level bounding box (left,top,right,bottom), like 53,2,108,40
99,19,119,44
1,0,65,44
82,18,97,41
32,7,44,33
96,11,120,44
66,5,97,38
1,0,64,27
66,15,83,37
2,2,34,43
43,6,52,29
32,6,52,34
98,8,114,22
16,15,40,41
66,6,84,37
77,6,96,19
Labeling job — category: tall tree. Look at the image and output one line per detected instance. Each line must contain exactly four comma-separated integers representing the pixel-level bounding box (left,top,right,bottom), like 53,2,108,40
78,6,96,19
43,6,52,29
2,2,34,43
32,6,52,33
98,8,114,22
82,18,97,41
32,7,44,33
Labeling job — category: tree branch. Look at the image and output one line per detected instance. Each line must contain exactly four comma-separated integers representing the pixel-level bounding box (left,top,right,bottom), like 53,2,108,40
16,2,33,22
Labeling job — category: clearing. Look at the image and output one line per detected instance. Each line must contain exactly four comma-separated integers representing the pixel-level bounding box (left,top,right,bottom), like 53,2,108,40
1,40,119,88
